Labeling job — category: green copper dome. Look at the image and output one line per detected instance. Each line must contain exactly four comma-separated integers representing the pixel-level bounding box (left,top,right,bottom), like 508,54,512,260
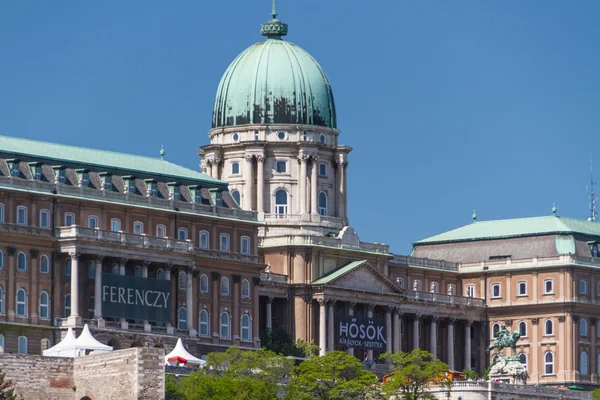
212,13,337,129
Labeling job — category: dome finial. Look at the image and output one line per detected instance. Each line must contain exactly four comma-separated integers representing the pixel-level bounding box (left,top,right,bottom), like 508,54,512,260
261,0,288,38
552,203,557,216
160,145,165,160
272,0,278,19
472,209,477,222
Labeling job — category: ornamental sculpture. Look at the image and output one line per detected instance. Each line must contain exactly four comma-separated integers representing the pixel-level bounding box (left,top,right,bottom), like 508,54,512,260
486,325,521,355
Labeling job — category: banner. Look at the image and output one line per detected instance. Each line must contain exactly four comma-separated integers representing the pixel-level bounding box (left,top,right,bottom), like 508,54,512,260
337,315,386,350
101,273,171,323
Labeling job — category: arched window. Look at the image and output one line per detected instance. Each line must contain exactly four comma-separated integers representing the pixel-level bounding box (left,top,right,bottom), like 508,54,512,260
447,284,456,296
581,351,589,376
65,258,71,276
200,274,209,293
178,228,188,241
430,282,439,293
221,277,230,296
240,236,250,255
64,294,71,317
518,321,527,337
178,307,187,330
492,323,501,339
156,224,167,238
412,280,421,291
39,209,50,229
88,297,95,319
519,353,527,369
16,288,27,317
111,218,121,232
544,351,554,375
274,189,288,214
0,286,4,314
318,192,327,216
133,221,144,235
17,336,27,355
580,319,588,337
17,206,27,226
0,250,3,269
220,234,230,252
545,319,554,336
88,261,95,279
157,269,165,280
231,162,240,175
64,212,75,227
179,272,187,290
0,334,4,353
220,311,230,339
111,263,119,275
397,278,404,289
88,216,98,229
39,291,49,319
40,255,49,274
231,190,241,206
241,313,251,341
199,231,209,249
17,252,27,271
41,338,50,351
0,203,4,223
134,266,142,278
466,285,475,298
241,279,251,298
199,309,209,337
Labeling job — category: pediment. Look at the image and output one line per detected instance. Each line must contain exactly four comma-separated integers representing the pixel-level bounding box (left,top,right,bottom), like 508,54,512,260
314,261,400,294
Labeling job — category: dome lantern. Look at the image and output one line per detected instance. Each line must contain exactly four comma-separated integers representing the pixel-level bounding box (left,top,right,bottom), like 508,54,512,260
261,0,288,38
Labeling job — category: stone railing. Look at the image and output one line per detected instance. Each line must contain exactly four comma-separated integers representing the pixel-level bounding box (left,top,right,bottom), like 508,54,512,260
259,271,289,284
0,222,53,238
404,290,485,308
0,175,257,222
391,255,459,271
56,226,259,263
259,234,389,254
429,381,591,399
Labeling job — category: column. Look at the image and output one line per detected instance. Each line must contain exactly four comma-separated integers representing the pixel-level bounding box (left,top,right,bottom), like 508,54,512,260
328,300,335,352
464,320,472,370
52,251,61,322
232,275,240,343
244,155,253,210
6,247,15,321
212,272,220,341
447,319,455,370
67,252,81,326
256,155,265,213
142,262,149,278
319,299,327,356
94,257,103,321
207,161,213,178
393,309,401,353
347,302,355,356
166,267,175,333
119,258,128,329
342,162,347,220
413,315,420,350
430,317,438,358
252,277,260,347
336,160,344,218
310,157,318,215
385,307,393,354
30,250,39,322
299,154,307,214
266,297,273,330
367,304,375,361
186,269,196,337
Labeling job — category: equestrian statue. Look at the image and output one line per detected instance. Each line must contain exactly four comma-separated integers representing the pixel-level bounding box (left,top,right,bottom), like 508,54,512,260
486,326,521,356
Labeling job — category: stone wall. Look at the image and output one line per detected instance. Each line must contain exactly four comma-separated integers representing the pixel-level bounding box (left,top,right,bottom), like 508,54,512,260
429,382,591,400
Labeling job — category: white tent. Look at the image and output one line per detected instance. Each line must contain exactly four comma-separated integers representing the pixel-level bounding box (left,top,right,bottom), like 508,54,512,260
43,327,78,358
165,338,205,367
73,324,113,356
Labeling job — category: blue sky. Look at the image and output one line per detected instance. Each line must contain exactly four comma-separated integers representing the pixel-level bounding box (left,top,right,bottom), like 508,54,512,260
0,1,598,254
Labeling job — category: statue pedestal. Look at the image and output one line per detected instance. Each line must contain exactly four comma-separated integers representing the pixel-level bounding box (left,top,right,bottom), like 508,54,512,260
489,356,527,385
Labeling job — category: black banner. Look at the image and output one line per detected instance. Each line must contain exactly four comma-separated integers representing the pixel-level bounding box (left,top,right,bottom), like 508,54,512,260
337,315,386,350
101,273,171,323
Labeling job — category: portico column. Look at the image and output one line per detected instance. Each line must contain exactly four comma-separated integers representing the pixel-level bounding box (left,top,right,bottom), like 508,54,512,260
118,258,128,329
67,252,81,326
311,156,318,215
430,317,438,358
186,268,196,337
328,300,335,352
393,309,401,353
347,303,355,356
385,307,393,354
299,154,308,214
413,315,420,350
367,304,375,361
142,262,149,278
447,319,455,370
256,155,265,213
244,154,253,210
252,277,261,347
266,296,273,330
319,299,327,356
94,257,103,319
464,320,472,370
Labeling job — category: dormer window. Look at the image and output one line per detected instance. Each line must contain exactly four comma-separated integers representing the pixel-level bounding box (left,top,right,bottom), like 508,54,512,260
215,192,223,207
592,244,599,258
10,163,20,177
150,183,158,197
128,180,137,194
58,169,66,184
104,175,112,191
194,189,202,204
81,173,89,188
173,186,181,201
34,166,42,181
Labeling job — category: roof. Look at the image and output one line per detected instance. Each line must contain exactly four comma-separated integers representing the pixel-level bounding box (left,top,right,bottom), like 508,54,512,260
311,260,368,285
0,135,225,187
415,216,600,245
165,338,205,366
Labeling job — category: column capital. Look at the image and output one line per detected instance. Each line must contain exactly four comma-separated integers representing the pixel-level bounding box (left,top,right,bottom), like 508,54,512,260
244,153,254,162
504,319,513,327
531,318,540,325
328,298,337,306
7,247,16,256
256,154,265,163
317,298,327,306
68,251,81,260
29,249,39,259
310,154,319,162
368,303,376,311
119,257,129,265
573,316,580,323
252,276,261,286
348,301,357,309
558,316,566,323
297,153,309,162
267,296,275,304
143,260,152,266
187,261,196,273
386,305,395,313
591,317,597,325
232,274,242,284
96,256,105,263
211,272,221,280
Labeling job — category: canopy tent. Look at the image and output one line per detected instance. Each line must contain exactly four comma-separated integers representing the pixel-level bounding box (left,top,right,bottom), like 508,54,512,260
165,338,205,367
43,327,78,358
73,324,113,356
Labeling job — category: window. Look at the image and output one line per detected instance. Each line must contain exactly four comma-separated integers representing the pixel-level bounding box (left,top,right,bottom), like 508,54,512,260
220,234,230,252
135,266,142,278
133,221,144,235
16,288,27,316
10,163,19,177
240,236,250,255
127,179,136,194
397,278,404,289
466,285,475,298
544,352,554,375
430,282,439,293
88,261,95,279
318,192,327,216
231,190,241,206
241,279,251,298
274,189,289,214
88,297,95,319
111,218,121,232
111,263,119,275
199,309,209,337
156,224,166,238
173,186,181,201
544,279,553,294
64,294,71,317
65,258,71,276
319,163,327,176
0,286,3,314
276,160,287,173
104,175,112,191
517,282,527,296
39,291,49,319
150,182,158,197
57,169,66,184
221,277,230,296
581,351,589,376
581,280,588,295
491,284,501,298
492,323,500,339
519,353,527,369
412,280,421,291
447,284,456,296
17,206,27,226
64,213,75,227
232,132,240,142
0,204,3,222
319,134,326,144
220,311,230,339
0,250,3,269
200,274,209,293
179,272,187,291
81,172,90,188
215,192,223,207
178,307,187,330
231,162,240,175
545,319,554,336
199,231,209,250
17,336,27,355
39,210,50,229
593,245,599,258
276,130,286,140
157,269,165,280
34,166,42,181
17,252,27,271
88,216,98,229
241,313,251,341
518,321,527,337
0,335,4,352
40,255,49,274
581,319,588,337
178,228,188,241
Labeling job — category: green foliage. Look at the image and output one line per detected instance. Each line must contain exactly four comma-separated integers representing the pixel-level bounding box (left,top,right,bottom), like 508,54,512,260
483,358,497,381
592,388,600,400
285,350,380,400
463,369,478,380
260,327,318,358
169,370,277,400
0,369,19,400
380,349,450,400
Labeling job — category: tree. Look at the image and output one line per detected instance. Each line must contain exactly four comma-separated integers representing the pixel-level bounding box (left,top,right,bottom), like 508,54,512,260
462,369,478,380
0,369,18,400
285,350,380,400
260,327,319,358
592,388,600,400
380,349,450,400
